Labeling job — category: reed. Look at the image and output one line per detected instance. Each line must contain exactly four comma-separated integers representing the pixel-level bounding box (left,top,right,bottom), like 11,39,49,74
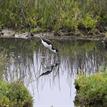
0,0,107,32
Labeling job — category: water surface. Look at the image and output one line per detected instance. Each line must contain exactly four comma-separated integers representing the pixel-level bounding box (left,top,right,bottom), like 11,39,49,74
0,38,107,107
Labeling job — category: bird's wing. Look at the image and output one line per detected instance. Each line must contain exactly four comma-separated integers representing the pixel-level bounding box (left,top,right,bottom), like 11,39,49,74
42,38,52,45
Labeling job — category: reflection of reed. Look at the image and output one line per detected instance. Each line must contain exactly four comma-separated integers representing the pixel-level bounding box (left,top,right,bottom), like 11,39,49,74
3,47,61,84
0,51,7,80
63,47,107,75
2,40,107,84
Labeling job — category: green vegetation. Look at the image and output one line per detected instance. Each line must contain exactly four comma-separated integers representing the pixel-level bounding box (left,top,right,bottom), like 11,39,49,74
75,72,107,107
0,0,107,33
0,81,32,107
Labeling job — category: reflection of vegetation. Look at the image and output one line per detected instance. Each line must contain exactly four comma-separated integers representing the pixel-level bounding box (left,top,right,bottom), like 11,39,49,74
53,41,107,73
0,51,7,80
0,81,32,107
75,72,107,107
56,41,97,56
0,39,38,57
0,0,107,32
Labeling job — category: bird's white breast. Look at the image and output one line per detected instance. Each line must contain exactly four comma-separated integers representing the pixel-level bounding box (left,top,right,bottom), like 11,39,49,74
42,40,52,49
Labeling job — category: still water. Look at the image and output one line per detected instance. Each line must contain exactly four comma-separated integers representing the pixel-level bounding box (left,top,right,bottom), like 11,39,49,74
0,38,107,107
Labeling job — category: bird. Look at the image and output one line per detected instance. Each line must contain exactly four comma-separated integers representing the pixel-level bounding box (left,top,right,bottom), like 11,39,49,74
40,36,58,53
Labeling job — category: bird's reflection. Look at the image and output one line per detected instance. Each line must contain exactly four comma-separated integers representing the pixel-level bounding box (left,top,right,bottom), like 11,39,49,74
38,53,60,78
39,65,54,77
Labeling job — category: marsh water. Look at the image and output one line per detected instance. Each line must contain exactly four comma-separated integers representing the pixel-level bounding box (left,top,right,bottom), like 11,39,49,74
0,38,107,107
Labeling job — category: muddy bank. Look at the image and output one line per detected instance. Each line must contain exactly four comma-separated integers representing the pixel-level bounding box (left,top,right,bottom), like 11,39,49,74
0,29,107,41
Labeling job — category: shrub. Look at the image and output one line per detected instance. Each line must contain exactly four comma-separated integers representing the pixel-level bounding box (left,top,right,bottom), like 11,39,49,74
75,72,107,107
0,81,32,107
81,14,98,29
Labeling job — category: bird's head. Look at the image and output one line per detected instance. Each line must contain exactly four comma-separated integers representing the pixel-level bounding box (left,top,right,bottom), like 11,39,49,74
51,47,58,53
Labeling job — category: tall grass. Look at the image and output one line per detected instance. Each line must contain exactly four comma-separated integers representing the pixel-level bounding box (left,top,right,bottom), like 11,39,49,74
0,0,107,32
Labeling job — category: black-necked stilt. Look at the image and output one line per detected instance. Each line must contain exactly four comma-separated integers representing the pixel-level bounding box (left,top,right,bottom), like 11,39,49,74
40,36,58,53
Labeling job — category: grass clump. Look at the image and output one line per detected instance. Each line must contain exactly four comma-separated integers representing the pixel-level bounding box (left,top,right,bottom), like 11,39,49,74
75,72,107,107
82,14,99,29
0,81,32,107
